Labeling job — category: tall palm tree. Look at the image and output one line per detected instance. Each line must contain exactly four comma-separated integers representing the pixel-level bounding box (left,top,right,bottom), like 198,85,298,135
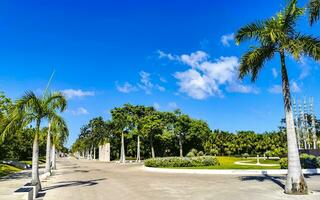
45,94,66,173
235,0,320,194
2,91,66,189
51,116,69,170
308,0,320,25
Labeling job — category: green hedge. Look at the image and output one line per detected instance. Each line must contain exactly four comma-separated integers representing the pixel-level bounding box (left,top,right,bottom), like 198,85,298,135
280,154,320,169
144,156,220,168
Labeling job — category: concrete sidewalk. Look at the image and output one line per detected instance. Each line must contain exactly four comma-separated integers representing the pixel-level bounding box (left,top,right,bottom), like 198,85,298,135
40,158,320,200
0,166,45,200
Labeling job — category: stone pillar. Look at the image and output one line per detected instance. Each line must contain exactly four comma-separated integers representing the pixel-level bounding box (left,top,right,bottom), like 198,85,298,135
99,143,110,162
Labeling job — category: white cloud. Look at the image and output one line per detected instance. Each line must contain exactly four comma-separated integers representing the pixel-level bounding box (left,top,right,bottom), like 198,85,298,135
158,50,177,60
180,51,208,68
268,85,282,94
61,89,95,99
291,81,301,93
271,68,278,78
168,102,178,110
298,57,311,79
138,71,153,94
155,85,166,92
160,50,257,99
221,33,235,47
68,107,89,116
227,83,259,94
269,81,301,94
116,71,166,94
116,82,138,93
175,69,220,99
153,102,160,110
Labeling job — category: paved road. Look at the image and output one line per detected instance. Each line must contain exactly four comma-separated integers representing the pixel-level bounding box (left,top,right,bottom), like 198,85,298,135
40,158,320,200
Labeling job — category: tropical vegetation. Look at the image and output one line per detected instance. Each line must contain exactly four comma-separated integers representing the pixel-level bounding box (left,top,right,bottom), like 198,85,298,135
235,0,320,194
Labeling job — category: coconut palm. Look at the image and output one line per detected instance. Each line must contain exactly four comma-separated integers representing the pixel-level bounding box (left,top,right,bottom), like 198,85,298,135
2,91,66,189
51,116,69,170
235,0,320,194
308,0,320,25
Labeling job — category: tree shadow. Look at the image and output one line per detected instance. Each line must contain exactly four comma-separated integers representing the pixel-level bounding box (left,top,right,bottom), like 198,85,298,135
239,174,286,190
42,178,107,191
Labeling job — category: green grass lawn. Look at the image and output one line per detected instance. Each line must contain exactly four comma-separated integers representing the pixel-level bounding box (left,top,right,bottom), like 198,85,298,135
167,156,280,170
0,164,22,177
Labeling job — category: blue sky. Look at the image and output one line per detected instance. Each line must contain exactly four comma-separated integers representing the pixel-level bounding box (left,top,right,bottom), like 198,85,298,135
0,0,320,147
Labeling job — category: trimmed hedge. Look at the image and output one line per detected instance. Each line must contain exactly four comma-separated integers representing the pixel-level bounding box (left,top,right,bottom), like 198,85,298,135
144,156,220,168
280,154,320,169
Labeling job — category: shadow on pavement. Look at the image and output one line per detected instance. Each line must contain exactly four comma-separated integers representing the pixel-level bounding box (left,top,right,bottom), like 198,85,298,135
0,171,31,181
239,174,285,190
42,178,107,191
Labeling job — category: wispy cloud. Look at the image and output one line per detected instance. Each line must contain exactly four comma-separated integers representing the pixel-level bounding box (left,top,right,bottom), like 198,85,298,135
116,82,138,93
67,107,89,116
291,81,301,93
61,89,95,99
116,71,165,94
268,85,282,94
153,102,160,110
271,68,278,78
220,33,235,47
168,102,178,110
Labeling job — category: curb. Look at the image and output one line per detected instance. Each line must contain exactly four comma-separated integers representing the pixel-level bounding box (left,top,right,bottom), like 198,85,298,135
143,166,320,175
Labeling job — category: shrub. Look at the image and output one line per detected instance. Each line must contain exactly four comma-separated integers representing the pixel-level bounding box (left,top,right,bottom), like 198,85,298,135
186,152,195,157
279,158,288,169
144,156,219,168
186,148,198,157
242,153,249,158
280,154,320,169
210,149,219,156
197,151,204,156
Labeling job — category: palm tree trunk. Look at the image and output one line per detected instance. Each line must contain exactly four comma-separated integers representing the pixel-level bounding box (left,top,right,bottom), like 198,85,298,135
179,134,183,157
150,135,155,158
280,51,308,194
52,144,56,170
93,147,96,160
31,121,42,190
119,132,126,163
45,122,51,173
136,135,141,162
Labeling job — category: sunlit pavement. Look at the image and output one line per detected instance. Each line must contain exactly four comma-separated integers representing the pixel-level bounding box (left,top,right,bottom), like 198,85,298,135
39,157,320,200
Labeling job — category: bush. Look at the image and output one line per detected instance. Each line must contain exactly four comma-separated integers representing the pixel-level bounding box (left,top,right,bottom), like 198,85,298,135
186,149,198,157
197,151,204,156
210,149,219,156
280,154,320,169
144,156,220,168
242,153,249,158
279,158,288,169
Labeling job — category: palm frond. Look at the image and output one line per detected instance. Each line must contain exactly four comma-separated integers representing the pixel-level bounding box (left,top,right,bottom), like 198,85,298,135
235,21,265,44
293,34,320,60
44,92,67,112
308,0,320,25
239,45,275,82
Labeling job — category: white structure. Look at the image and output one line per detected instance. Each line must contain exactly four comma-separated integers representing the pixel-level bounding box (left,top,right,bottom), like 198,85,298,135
293,97,318,149
99,143,110,162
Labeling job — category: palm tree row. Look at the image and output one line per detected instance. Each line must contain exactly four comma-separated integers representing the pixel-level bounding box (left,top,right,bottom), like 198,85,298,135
236,0,320,194
0,90,68,190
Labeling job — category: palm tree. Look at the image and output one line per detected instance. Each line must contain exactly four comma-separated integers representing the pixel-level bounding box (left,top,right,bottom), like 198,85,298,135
51,116,69,170
2,91,66,189
308,0,320,25
45,94,66,173
235,0,320,194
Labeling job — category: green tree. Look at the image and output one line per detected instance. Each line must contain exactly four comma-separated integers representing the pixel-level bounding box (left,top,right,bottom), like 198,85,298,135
51,116,69,169
2,91,66,189
235,0,320,194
